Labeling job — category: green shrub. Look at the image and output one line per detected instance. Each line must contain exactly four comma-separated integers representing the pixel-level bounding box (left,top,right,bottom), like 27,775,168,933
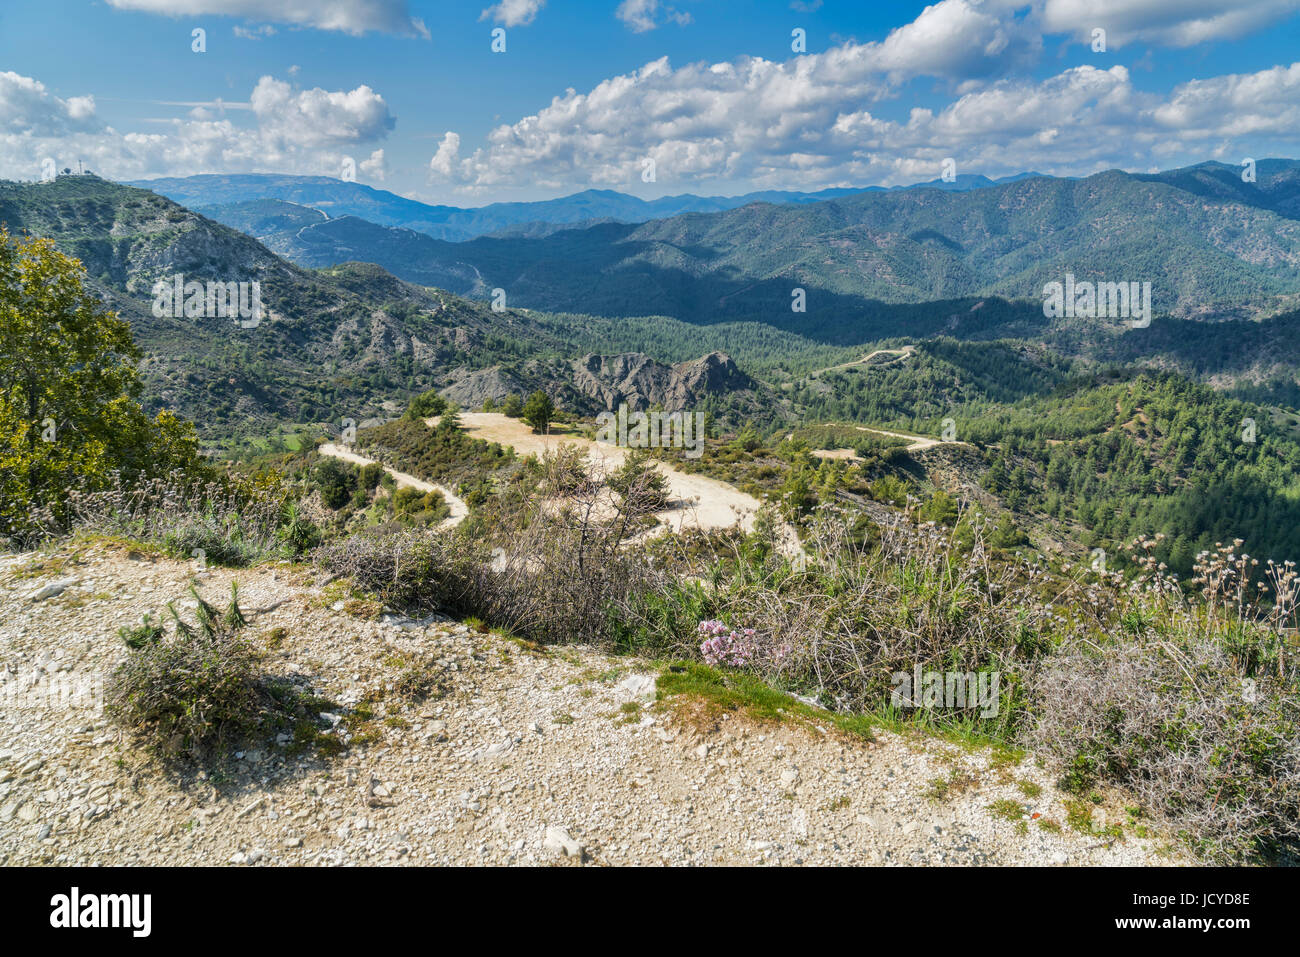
405,388,447,420
314,458,356,509
161,519,263,567
277,502,322,555
107,584,330,762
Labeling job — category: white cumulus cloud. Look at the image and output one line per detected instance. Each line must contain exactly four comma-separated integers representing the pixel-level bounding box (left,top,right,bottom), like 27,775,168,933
105,0,429,37
479,0,546,28
0,73,396,182
248,76,394,149
424,40,1300,196
1039,0,1300,48
429,132,462,179
874,0,1041,81
0,72,101,137
616,0,693,33
359,148,387,180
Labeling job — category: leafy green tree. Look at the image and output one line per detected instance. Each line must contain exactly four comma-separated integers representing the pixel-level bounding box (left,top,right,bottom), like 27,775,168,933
499,393,524,417
405,388,447,420
0,230,203,543
522,391,555,433
313,458,355,510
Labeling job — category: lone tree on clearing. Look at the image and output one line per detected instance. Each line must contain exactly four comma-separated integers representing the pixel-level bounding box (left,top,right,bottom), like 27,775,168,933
522,390,555,433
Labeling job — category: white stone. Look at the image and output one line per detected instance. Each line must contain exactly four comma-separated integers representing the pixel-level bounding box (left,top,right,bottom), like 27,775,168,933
27,578,78,601
543,826,583,858
615,674,657,702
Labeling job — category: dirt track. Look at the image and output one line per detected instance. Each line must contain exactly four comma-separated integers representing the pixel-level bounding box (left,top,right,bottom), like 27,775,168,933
318,443,468,530
446,413,798,551
810,345,917,377
809,425,968,461
853,425,965,452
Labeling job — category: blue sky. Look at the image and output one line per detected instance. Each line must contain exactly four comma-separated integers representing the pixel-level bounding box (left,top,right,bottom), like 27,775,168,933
3,1,1300,205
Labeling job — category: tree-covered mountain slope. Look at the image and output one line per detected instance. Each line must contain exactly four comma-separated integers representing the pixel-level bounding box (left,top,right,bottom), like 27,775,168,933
0,176,777,440
205,162,1300,332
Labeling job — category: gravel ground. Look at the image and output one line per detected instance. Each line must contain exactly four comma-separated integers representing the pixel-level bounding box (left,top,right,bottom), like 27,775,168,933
0,541,1183,866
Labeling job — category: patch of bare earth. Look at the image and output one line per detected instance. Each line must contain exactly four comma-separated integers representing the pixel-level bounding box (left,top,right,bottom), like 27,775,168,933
450,413,800,553
0,543,1182,866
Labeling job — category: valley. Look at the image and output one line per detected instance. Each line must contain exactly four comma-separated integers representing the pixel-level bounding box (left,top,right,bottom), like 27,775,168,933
6,157,1300,872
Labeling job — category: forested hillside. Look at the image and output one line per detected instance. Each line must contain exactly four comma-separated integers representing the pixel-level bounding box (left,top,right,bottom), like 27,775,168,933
191,161,1300,333
795,339,1300,574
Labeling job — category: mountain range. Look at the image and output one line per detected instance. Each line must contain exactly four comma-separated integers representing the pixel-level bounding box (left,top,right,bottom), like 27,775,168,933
9,167,1300,570
0,175,773,439
129,176,860,242
140,161,1300,339
8,159,1300,444
129,171,1044,243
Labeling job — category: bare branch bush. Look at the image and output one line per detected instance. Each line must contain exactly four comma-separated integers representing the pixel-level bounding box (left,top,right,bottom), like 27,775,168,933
1023,633,1300,862
66,470,298,565
1021,536,1300,862
319,447,665,647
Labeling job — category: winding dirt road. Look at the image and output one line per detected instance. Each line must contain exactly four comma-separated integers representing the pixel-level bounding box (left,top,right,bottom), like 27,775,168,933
810,345,917,377
318,442,469,530
853,425,967,452
442,413,801,553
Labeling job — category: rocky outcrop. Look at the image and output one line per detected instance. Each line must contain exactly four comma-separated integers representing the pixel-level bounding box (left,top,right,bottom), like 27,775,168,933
439,365,531,409
568,351,756,412
437,351,764,417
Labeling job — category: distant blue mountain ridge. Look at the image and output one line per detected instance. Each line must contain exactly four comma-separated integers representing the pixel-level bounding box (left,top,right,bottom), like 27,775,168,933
128,170,1050,243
